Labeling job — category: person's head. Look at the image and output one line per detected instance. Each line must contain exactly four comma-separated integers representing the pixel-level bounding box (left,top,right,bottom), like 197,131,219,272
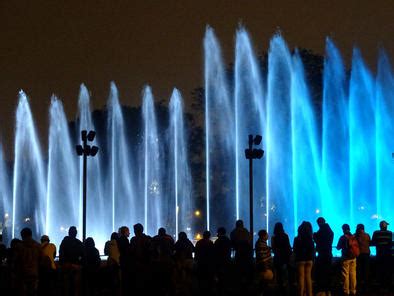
258,229,269,241
356,224,364,234
0,234,3,243
41,235,50,244
316,217,326,227
20,227,32,241
379,220,389,231
178,232,187,240
10,238,21,249
217,227,226,237
110,232,118,241
68,226,77,238
235,220,244,228
342,224,350,234
84,237,95,248
203,230,211,239
273,222,284,236
133,223,144,235
119,226,130,237
158,227,166,236
298,221,313,238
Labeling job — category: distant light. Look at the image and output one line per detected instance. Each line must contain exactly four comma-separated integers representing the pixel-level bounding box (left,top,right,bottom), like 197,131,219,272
186,227,191,231
4,213,9,219
315,209,320,214
195,233,202,240
358,205,365,211
371,214,379,220
194,210,201,217
24,217,30,222
176,206,179,214
60,226,66,232
149,181,160,195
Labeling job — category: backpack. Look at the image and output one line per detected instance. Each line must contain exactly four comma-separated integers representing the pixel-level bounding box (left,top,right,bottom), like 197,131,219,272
345,234,360,257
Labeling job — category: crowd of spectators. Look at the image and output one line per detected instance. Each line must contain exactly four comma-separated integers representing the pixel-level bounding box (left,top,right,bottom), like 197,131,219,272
0,218,393,296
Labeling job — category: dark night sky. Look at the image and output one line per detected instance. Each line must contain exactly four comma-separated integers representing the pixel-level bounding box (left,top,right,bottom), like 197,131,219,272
1,0,394,158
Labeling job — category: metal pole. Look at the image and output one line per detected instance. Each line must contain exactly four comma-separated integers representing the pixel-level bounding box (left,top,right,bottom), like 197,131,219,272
82,138,87,242
248,136,254,240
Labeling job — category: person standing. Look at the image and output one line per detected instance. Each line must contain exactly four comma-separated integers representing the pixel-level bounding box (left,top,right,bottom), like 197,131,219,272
313,217,334,295
371,220,392,292
14,228,42,296
293,222,314,296
355,224,370,292
40,235,57,296
271,222,292,295
195,230,215,294
336,224,358,296
59,226,84,296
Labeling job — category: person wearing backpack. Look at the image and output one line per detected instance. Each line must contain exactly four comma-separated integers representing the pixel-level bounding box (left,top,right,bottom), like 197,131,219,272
336,224,359,296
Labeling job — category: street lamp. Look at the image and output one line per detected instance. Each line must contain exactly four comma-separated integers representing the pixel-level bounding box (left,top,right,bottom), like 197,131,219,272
76,130,99,241
244,134,264,241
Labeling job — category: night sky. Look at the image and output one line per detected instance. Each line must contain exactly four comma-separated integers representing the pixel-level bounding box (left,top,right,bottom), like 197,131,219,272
1,0,394,158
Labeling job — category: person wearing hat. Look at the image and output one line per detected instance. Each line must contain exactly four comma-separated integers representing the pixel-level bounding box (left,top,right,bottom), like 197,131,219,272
371,220,392,291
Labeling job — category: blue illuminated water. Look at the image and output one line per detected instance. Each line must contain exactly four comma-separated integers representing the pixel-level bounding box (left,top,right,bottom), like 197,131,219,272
1,27,393,250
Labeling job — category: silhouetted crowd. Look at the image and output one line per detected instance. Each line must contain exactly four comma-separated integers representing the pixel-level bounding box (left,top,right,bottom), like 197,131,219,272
0,218,393,296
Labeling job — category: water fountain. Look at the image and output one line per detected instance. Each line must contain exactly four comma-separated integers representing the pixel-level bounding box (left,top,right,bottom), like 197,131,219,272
1,26,393,251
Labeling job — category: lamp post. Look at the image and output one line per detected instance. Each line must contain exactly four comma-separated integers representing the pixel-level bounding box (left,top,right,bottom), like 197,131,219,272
76,130,98,241
244,134,264,242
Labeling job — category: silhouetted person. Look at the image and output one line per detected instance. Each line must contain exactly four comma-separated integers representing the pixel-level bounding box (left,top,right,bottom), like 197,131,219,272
195,230,215,294
7,238,22,293
214,227,232,295
293,221,314,296
271,222,292,295
174,232,194,261
313,217,334,294
104,232,120,295
371,220,392,292
14,227,42,296
173,232,194,295
83,237,101,296
151,227,175,294
129,223,151,294
337,223,357,296
0,234,6,261
117,226,130,296
39,235,56,296
104,232,120,266
355,223,370,292
59,226,83,296
255,230,273,294
255,229,273,276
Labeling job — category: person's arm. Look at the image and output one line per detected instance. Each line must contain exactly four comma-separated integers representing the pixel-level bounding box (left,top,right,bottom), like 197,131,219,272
370,232,376,246
336,236,343,250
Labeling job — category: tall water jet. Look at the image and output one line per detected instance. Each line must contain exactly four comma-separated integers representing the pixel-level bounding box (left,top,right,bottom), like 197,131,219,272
107,82,136,231
348,49,376,230
234,27,266,230
322,38,349,233
204,26,235,231
12,91,47,238
169,89,193,237
0,144,11,243
291,51,321,229
46,96,79,246
376,51,394,224
266,35,294,234
142,86,163,235
77,84,107,246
